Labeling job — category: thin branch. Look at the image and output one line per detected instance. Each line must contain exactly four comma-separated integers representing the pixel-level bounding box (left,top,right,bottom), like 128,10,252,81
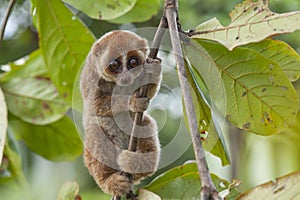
0,0,16,46
164,0,221,199
111,16,168,200
128,16,168,152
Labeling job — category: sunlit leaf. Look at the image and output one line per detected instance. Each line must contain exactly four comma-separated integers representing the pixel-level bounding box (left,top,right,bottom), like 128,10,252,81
185,39,298,135
57,181,80,200
137,189,161,200
237,171,300,199
8,115,82,161
184,60,230,166
1,77,68,125
0,50,47,83
31,0,95,106
109,0,161,24
144,161,239,199
63,0,136,20
245,39,300,82
191,0,300,50
0,87,7,166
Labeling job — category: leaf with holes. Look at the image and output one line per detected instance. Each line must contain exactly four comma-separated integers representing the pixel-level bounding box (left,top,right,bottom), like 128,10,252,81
191,0,300,50
237,171,300,199
184,60,230,166
144,162,239,199
185,39,298,135
1,77,68,125
109,0,161,24
31,0,95,106
245,39,300,82
63,0,136,20
0,87,7,166
9,115,82,161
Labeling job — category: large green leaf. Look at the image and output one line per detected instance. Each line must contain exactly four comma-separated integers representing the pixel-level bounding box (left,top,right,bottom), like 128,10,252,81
31,0,95,106
237,171,300,199
0,50,47,83
185,39,298,135
191,0,300,50
184,61,230,166
62,0,136,20
109,0,161,24
245,39,300,82
1,77,68,125
8,115,82,161
144,162,240,199
0,87,7,166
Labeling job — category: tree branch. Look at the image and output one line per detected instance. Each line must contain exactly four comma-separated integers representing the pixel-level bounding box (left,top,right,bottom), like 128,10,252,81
164,0,221,199
111,15,168,200
0,0,16,46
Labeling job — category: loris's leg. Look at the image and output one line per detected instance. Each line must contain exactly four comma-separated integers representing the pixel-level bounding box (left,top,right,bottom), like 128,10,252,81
117,115,160,180
84,149,132,196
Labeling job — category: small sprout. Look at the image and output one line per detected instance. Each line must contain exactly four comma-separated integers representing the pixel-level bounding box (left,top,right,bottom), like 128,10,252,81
243,122,250,130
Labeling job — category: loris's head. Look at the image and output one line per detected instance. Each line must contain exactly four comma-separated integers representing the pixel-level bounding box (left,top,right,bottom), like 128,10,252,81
91,30,149,86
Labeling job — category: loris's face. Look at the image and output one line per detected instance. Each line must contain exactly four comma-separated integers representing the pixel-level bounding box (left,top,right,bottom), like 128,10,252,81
92,31,148,86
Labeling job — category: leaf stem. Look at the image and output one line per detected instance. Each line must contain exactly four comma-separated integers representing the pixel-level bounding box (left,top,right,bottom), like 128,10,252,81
164,0,221,199
0,0,16,46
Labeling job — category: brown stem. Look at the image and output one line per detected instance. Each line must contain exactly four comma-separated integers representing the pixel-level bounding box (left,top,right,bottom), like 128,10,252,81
111,14,168,200
0,0,16,46
164,0,221,199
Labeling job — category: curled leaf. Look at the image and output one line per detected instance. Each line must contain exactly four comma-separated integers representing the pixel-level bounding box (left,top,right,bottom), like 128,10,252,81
191,0,300,50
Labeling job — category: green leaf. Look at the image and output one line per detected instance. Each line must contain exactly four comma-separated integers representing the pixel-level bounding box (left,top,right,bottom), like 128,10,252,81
1,77,68,125
57,181,80,200
62,0,136,20
109,0,161,24
185,39,298,135
0,137,26,186
8,115,82,161
184,61,230,166
245,39,300,82
0,87,7,166
144,161,238,199
137,189,161,200
31,0,95,106
237,171,300,199
191,0,300,50
0,50,47,83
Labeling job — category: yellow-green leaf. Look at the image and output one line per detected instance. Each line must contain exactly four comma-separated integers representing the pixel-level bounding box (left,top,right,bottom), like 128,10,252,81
57,181,80,200
237,171,300,199
185,39,298,135
191,0,300,50
246,39,300,82
63,0,136,20
31,0,95,106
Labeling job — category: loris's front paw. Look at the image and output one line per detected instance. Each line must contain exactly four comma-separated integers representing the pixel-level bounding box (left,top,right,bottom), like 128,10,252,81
130,95,149,113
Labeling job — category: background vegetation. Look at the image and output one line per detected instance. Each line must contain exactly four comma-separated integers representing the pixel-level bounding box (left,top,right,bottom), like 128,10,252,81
1,0,300,199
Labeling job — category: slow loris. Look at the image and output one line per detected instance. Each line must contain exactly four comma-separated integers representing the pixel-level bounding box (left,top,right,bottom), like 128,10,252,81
80,30,161,196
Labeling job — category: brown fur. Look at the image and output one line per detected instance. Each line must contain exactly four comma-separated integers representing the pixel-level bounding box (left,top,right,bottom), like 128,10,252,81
80,31,161,196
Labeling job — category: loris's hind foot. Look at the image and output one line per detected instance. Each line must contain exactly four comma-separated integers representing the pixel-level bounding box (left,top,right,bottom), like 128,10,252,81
103,172,132,196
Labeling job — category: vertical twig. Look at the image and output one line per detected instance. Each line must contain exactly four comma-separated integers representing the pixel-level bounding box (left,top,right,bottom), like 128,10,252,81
111,16,168,200
164,0,221,199
128,17,168,151
0,0,16,46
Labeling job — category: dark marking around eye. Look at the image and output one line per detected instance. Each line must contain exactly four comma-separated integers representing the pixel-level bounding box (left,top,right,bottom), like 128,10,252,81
128,57,141,69
109,60,122,72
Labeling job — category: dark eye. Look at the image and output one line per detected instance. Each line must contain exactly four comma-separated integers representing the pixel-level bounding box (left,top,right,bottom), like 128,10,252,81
109,60,122,72
128,57,141,69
